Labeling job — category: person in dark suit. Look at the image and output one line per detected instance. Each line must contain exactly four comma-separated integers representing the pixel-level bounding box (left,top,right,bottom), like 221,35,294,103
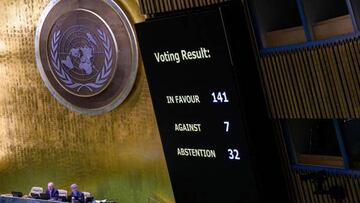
70,184,84,203
45,182,59,200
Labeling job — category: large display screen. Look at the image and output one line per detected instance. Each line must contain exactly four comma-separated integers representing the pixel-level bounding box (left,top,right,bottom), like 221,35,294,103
136,5,261,203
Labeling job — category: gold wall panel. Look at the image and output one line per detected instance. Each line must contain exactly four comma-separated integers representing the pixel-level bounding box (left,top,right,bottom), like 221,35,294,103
259,38,360,119
0,0,175,202
138,0,230,15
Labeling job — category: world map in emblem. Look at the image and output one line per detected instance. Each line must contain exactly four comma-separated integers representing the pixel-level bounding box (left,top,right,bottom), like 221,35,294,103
48,11,117,97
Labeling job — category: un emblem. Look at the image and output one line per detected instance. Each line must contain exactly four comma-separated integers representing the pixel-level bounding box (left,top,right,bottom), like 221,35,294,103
49,10,116,97
35,0,138,114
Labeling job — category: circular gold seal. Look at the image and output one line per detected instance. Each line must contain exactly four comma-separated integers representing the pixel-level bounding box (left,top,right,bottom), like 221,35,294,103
35,0,138,115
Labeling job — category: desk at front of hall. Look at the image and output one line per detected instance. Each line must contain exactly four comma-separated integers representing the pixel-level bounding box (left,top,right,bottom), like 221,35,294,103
0,196,60,203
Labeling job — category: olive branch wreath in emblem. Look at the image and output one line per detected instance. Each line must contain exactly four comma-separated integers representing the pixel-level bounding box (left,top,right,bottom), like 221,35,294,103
50,29,113,92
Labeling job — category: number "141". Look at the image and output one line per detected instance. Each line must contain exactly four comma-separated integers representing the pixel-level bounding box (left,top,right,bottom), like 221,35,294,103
211,92,229,103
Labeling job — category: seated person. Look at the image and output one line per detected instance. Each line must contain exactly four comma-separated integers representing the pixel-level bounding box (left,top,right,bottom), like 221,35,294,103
45,182,59,200
69,184,84,203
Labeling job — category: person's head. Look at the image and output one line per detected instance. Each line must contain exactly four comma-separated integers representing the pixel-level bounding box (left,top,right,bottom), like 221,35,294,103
48,182,55,191
70,184,78,192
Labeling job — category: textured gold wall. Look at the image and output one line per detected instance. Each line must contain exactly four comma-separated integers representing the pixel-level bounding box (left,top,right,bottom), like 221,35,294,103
138,0,230,15
0,0,175,202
